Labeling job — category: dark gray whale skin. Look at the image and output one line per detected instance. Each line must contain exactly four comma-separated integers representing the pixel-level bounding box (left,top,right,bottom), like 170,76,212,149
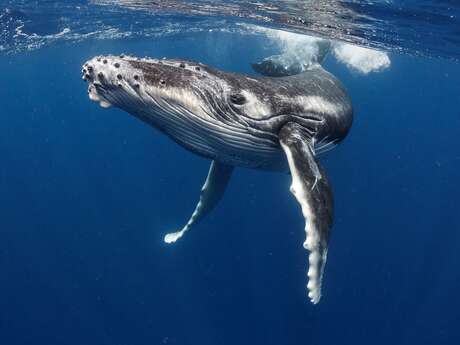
82,56,353,171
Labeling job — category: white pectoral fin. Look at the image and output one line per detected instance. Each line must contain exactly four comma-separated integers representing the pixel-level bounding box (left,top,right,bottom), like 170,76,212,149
279,123,334,304
164,160,233,244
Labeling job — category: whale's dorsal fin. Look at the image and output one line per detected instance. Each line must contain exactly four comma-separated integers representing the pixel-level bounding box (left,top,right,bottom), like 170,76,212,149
279,122,333,304
164,160,233,243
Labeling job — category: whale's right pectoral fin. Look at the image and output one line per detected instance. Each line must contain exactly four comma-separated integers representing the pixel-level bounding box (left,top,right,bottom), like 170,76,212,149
164,160,233,244
279,122,334,304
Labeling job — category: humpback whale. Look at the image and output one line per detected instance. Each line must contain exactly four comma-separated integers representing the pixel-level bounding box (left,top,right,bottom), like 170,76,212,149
81,55,353,303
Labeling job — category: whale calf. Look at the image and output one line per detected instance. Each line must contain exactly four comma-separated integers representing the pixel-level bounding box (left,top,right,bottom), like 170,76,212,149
82,54,353,303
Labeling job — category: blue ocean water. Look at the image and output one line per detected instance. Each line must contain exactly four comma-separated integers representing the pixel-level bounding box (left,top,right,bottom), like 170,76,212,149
1,1,460,345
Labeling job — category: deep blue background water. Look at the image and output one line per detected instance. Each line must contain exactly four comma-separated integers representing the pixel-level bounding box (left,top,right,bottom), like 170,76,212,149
1,31,460,345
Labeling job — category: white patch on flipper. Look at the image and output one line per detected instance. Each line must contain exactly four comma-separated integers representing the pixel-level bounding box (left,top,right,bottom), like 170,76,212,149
164,230,186,243
280,140,325,304
164,207,200,244
164,161,233,244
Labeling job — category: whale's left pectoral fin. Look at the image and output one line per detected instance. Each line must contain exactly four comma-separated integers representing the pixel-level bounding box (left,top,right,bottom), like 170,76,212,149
164,160,233,244
279,122,334,304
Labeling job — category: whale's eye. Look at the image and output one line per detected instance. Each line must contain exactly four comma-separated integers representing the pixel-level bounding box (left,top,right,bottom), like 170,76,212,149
230,94,246,105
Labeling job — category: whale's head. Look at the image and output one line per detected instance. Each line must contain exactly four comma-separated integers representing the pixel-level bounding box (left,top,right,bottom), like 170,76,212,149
81,54,288,168
81,55,259,127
